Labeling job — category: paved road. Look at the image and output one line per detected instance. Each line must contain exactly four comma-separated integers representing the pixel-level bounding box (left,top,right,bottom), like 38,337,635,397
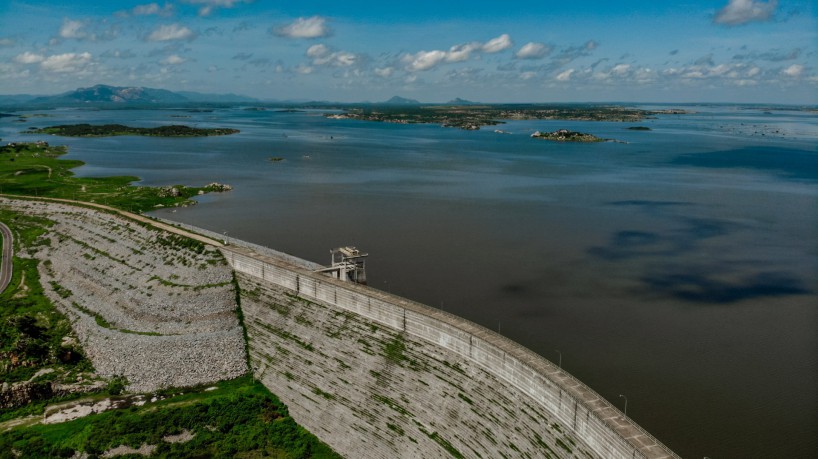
0,194,225,249
0,221,12,294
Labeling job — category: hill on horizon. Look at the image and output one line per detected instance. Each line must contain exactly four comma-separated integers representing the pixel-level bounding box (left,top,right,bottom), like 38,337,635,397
382,96,421,105
446,97,479,105
2,84,258,107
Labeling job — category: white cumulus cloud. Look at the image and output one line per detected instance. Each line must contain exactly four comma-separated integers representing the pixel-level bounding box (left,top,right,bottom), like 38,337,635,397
714,0,778,26
306,44,362,67
0,63,29,80
131,3,175,16
60,19,92,40
14,52,45,64
275,16,331,39
40,52,92,73
375,67,395,78
183,0,251,17
482,34,513,53
402,34,513,72
611,63,631,75
161,54,187,65
446,43,481,63
306,44,329,58
555,68,575,81
403,50,448,71
781,64,804,77
295,64,313,74
147,24,195,41
515,42,551,60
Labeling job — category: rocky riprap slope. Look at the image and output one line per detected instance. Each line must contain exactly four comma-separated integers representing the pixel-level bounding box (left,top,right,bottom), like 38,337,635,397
1,198,247,392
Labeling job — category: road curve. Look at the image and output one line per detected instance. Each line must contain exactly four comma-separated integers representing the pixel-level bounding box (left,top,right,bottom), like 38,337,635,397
0,221,12,294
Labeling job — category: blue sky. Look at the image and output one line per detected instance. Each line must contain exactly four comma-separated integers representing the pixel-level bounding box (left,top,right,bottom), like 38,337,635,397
1,0,815,103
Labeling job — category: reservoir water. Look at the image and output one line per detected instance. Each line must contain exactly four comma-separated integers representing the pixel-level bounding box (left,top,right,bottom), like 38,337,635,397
2,105,816,458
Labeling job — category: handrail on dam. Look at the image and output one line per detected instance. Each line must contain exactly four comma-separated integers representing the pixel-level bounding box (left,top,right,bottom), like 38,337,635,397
220,243,680,459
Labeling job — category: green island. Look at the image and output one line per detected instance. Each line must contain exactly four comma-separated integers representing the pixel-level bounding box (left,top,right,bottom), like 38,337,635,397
0,141,341,458
26,123,239,137
325,104,669,130
530,129,607,142
0,141,231,212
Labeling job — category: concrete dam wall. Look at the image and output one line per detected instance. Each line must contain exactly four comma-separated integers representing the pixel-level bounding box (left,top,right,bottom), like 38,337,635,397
223,245,678,459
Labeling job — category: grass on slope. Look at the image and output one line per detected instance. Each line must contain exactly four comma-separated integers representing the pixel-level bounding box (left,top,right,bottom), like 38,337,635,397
0,141,225,212
0,376,342,459
0,207,94,388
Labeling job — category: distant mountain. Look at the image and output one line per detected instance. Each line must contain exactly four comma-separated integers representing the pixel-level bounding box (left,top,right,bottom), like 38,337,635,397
28,85,189,105
11,84,258,107
382,96,421,105
446,97,478,105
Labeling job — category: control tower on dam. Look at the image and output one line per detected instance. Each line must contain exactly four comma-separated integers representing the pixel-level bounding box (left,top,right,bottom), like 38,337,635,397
222,241,679,459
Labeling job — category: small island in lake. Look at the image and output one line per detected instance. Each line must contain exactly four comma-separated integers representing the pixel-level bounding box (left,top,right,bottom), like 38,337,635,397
626,126,652,131
530,129,606,142
27,123,239,137
326,104,658,130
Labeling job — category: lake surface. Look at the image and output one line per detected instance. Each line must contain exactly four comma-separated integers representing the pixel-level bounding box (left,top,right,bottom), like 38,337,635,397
3,105,816,458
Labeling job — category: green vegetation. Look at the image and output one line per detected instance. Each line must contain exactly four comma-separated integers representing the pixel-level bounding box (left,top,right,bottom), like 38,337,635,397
386,423,404,436
27,123,239,137
555,438,573,453
0,208,93,387
0,376,342,459
457,393,474,406
531,129,606,142
253,320,315,352
0,201,339,458
533,433,557,458
419,429,465,459
327,104,654,130
68,301,163,336
439,359,466,375
0,141,230,212
106,376,128,396
149,275,231,290
312,387,335,401
383,335,407,364
372,395,413,418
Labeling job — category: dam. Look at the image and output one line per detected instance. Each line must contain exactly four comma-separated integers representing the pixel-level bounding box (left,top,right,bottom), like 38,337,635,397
1,196,678,458
221,240,679,458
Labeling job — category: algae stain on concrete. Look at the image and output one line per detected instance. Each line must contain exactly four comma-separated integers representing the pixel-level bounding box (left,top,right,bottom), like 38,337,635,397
237,272,596,459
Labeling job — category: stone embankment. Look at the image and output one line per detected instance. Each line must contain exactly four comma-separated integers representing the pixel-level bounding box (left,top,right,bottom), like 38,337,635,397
0,198,247,392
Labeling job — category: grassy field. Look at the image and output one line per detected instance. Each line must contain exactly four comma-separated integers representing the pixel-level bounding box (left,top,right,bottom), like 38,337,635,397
0,141,227,213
